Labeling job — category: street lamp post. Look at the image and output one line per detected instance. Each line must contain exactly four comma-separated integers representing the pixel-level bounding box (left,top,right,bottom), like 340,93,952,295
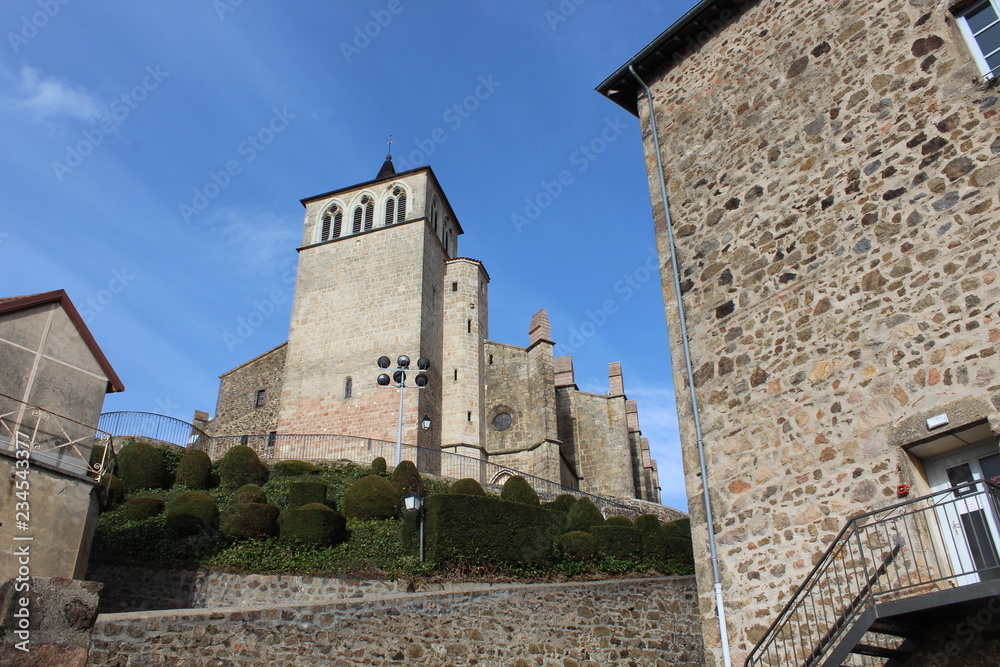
402,470,426,562
376,355,431,466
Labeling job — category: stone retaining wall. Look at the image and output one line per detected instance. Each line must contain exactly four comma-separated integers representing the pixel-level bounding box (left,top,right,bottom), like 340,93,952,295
88,576,703,666
86,565,410,613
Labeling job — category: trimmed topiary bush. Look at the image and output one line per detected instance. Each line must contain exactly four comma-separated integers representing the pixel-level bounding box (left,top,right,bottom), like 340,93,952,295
175,449,213,489
542,494,577,513
591,525,644,560
635,514,668,561
565,497,605,534
233,484,267,504
634,514,663,534
278,503,346,545
450,478,486,496
605,515,634,528
559,530,599,561
501,476,540,506
389,460,420,496
221,502,280,540
665,535,695,565
663,518,692,537
271,460,319,476
165,490,218,535
117,441,168,492
218,445,268,489
121,497,164,521
288,480,328,509
342,475,399,520
371,457,387,475
158,444,184,487
407,493,563,567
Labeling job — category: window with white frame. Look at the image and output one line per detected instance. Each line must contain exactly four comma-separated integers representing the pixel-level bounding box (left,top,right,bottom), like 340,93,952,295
958,0,1000,80
352,194,374,234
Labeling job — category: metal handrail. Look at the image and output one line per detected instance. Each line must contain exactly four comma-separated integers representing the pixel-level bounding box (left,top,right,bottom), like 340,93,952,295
746,480,1000,666
99,414,644,519
1,390,114,483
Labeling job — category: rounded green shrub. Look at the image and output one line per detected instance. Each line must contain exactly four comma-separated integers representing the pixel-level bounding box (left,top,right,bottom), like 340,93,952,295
665,535,695,565
174,449,213,489
634,514,663,534
272,460,319,476
165,490,218,535
158,445,184,486
101,475,124,511
565,497,605,534
117,441,168,492
450,478,486,496
605,515,634,528
389,460,420,496
559,530,599,561
234,484,267,504
542,494,577,513
121,497,165,521
278,503,346,545
218,445,268,489
371,457,387,475
592,525,644,560
288,480,328,509
221,502,280,540
342,475,399,520
663,518,692,538
500,476,539,506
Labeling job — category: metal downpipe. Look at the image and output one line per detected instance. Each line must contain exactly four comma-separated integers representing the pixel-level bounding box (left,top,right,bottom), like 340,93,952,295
628,65,732,667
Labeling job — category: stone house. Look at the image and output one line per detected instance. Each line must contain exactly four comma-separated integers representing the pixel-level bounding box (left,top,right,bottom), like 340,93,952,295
599,0,1000,664
0,290,124,581
208,157,660,503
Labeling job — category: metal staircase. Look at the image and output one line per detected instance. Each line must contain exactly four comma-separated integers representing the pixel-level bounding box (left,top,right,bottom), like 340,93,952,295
745,480,1000,666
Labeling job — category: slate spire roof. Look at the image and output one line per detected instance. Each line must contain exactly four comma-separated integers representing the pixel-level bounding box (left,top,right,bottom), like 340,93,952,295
376,154,396,180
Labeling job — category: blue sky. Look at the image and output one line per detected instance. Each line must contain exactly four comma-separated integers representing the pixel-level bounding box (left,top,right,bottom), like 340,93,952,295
1,0,693,510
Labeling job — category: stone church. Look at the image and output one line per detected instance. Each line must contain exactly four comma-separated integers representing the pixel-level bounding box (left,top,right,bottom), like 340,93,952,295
599,0,1000,664
207,156,660,503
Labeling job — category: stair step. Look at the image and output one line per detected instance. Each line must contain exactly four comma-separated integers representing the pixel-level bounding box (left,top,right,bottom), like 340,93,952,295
851,642,913,661
868,619,925,639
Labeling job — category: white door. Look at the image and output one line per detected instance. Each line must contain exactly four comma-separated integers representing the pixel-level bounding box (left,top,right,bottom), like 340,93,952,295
927,443,1000,585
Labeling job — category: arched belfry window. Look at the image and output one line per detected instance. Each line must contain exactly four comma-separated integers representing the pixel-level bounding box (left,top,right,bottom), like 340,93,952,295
352,207,363,234
385,186,406,226
363,195,374,230
320,204,343,242
431,197,440,232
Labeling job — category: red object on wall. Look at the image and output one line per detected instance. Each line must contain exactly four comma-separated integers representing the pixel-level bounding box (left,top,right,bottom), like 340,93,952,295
897,484,910,497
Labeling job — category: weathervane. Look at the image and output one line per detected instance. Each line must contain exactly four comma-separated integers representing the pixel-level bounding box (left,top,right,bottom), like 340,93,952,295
386,134,394,158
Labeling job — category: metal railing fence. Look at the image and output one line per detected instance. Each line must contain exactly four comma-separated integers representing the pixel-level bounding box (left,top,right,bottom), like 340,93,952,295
100,413,641,519
745,480,1000,667
1,391,114,483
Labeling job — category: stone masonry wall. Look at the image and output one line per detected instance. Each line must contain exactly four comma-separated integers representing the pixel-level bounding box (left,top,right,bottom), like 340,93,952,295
635,0,1000,664
87,576,704,666
211,342,285,437
556,388,636,499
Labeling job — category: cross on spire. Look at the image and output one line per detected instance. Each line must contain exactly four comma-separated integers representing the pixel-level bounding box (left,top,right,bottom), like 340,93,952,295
386,134,394,158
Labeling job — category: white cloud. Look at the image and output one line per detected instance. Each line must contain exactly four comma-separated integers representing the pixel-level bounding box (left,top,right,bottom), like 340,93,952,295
203,207,300,275
17,66,101,121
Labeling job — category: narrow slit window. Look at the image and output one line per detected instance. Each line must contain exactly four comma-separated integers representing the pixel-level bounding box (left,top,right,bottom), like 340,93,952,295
452,282,458,292
345,377,353,399
255,388,266,408
267,431,276,448
467,411,472,422
240,434,249,446
489,354,494,364
454,369,458,381
467,319,472,333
